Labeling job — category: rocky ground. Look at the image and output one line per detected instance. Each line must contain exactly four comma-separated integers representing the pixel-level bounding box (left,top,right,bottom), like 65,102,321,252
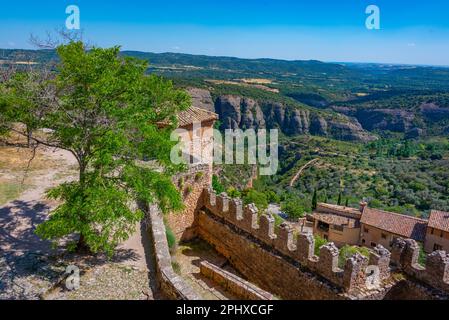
0,136,158,300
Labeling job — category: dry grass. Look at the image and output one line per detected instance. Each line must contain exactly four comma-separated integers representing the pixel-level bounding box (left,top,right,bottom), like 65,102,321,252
0,180,26,205
0,130,73,205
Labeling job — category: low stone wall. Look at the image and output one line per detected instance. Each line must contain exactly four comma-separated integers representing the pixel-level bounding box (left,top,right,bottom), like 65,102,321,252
198,209,345,300
147,204,200,300
200,261,275,300
391,238,449,294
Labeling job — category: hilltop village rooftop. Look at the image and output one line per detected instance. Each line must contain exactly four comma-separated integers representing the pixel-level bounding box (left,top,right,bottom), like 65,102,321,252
309,202,449,253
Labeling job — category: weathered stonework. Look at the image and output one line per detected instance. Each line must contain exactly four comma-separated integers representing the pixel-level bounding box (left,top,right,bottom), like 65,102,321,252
166,164,211,241
147,204,200,300
198,188,449,300
200,261,275,300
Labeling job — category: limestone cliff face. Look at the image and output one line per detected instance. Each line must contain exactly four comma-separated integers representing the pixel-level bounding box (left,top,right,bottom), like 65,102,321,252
186,88,216,112
420,103,449,122
331,102,449,137
213,95,375,142
215,95,266,130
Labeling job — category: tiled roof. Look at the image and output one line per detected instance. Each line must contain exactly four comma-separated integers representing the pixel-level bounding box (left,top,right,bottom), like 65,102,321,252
312,212,358,228
428,210,449,233
177,106,218,127
360,208,428,242
317,203,362,217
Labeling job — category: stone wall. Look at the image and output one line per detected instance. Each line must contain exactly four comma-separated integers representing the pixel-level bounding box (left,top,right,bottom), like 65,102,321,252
198,188,449,300
391,238,449,294
200,261,275,300
167,164,212,241
198,209,345,300
147,204,200,300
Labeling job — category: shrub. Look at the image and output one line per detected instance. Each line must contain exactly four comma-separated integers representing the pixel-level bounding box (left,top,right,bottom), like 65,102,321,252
212,175,225,194
172,261,181,275
314,235,328,256
243,189,268,212
165,225,177,253
227,187,241,198
338,245,370,268
195,172,204,182
281,197,307,220
273,214,284,230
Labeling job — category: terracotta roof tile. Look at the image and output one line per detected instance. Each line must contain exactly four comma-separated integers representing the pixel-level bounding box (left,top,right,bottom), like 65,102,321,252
312,212,358,228
360,208,428,242
428,210,449,233
317,203,362,217
177,106,218,127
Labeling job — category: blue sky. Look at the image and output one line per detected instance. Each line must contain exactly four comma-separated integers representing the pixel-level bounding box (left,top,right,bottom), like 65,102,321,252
1,0,449,65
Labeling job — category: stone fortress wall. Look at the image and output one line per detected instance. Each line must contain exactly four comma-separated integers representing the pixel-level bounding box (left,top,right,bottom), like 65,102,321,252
197,188,449,300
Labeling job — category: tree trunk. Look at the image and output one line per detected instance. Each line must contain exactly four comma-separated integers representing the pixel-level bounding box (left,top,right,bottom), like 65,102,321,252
76,235,91,254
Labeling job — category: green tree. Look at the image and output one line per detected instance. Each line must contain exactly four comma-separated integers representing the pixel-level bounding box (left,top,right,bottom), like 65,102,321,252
3,71,51,146
243,189,268,212
312,188,318,210
281,197,306,219
33,42,190,255
337,191,342,206
212,175,225,194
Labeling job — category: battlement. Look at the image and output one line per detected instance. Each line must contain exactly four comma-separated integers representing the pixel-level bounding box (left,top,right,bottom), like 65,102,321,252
391,238,449,292
202,188,449,295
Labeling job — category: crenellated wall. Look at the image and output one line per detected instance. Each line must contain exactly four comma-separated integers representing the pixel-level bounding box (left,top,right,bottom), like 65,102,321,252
198,188,449,300
391,238,449,293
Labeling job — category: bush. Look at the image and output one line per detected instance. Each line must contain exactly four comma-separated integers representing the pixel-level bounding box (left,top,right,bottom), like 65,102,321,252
338,245,371,268
212,175,225,194
418,244,427,266
227,187,241,198
314,235,328,256
281,197,307,220
171,261,181,275
243,189,268,212
195,172,204,181
165,226,177,253
273,214,284,230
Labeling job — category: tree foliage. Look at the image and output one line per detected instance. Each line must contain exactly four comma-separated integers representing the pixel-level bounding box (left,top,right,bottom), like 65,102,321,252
4,42,191,255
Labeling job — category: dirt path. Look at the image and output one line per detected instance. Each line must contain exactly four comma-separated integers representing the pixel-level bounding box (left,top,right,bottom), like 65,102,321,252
0,146,159,300
289,158,320,187
0,147,78,255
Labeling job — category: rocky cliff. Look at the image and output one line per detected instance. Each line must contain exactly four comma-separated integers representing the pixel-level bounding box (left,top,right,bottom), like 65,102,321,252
332,102,449,137
215,95,376,142
187,88,376,142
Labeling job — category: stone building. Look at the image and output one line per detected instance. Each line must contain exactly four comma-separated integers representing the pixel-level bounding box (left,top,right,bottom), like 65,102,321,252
310,202,435,252
311,203,363,246
425,210,449,253
164,106,218,241
359,207,428,250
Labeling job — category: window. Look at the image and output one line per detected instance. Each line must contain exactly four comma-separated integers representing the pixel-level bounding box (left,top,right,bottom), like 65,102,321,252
362,239,366,244
364,227,369,233
441,231,444,238
381,233,387,240
332,225,344,232
371,242,377,248
431,228,434,235
317,221,330,232
434,244,443,251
